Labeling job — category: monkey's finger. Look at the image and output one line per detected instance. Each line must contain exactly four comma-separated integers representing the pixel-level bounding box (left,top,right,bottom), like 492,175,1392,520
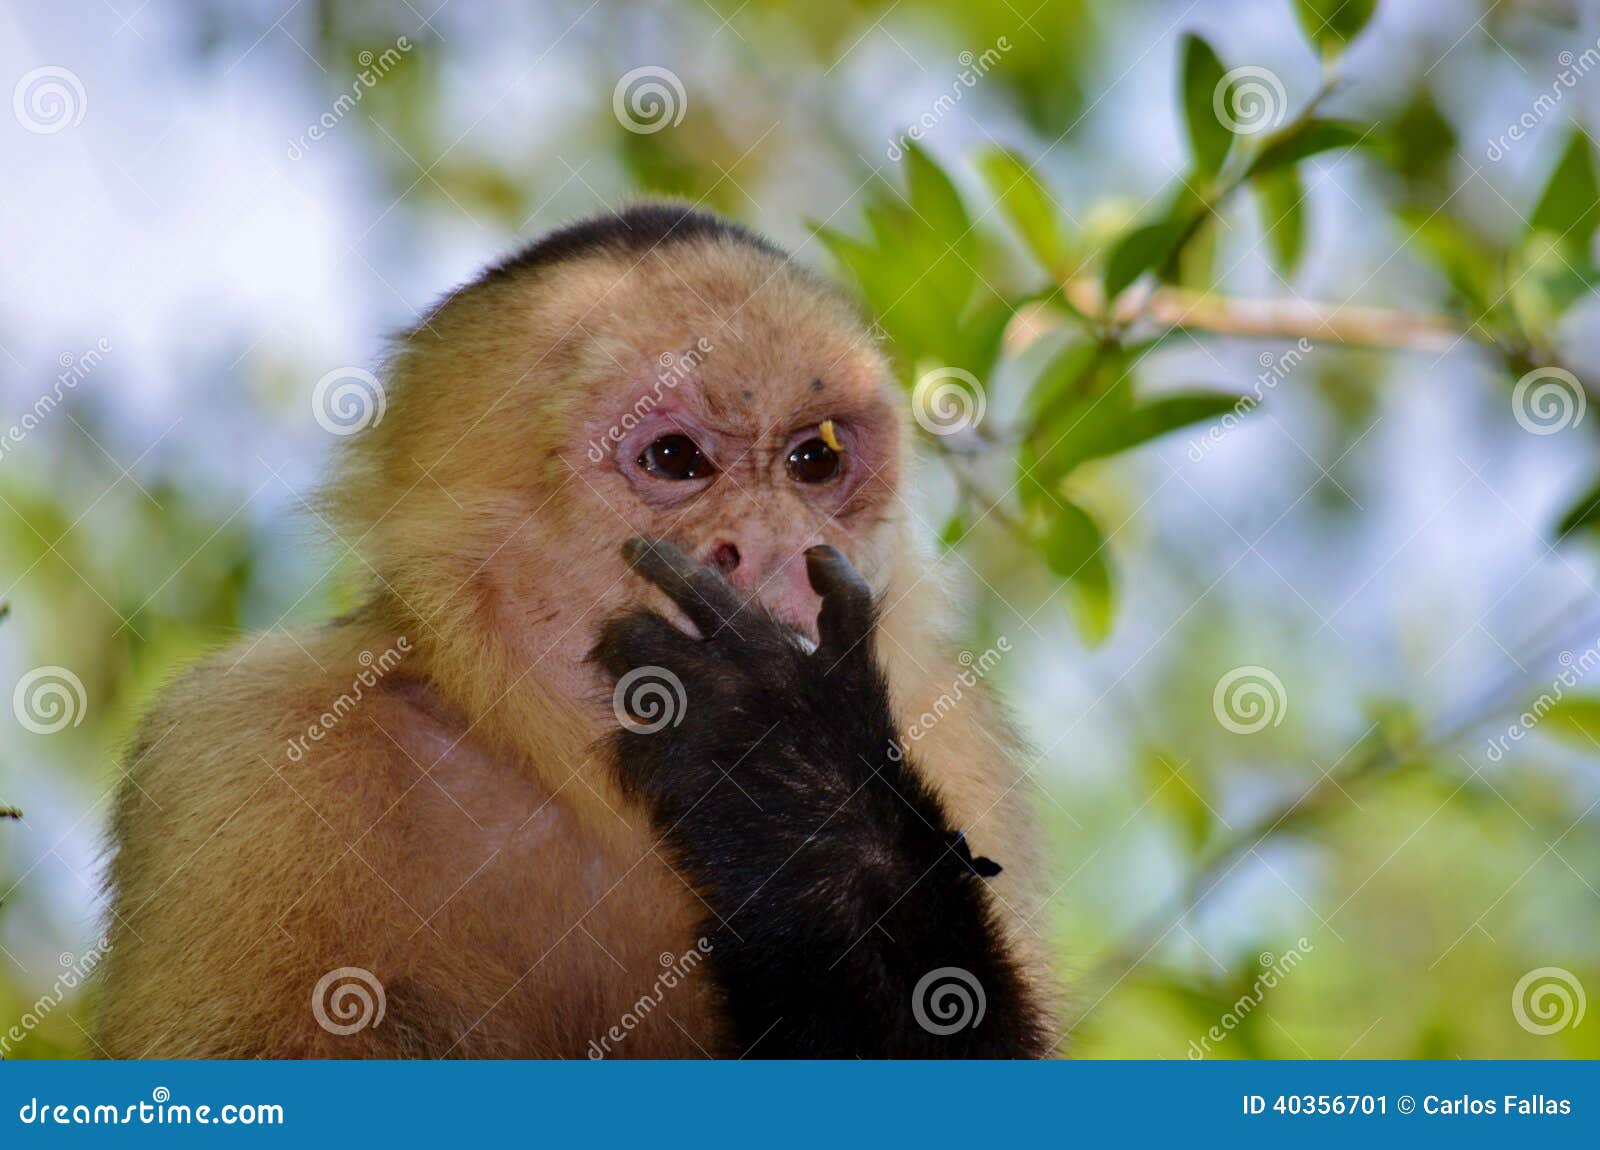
591,611,696,681
805,545,875,663
622,538,745,636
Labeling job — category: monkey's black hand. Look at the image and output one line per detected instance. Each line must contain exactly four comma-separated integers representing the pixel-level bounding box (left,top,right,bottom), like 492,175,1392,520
595,538,900,835
592,538,1047,1059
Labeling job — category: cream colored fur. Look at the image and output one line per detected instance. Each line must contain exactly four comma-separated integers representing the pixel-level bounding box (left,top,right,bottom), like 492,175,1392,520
94,221,1056,1057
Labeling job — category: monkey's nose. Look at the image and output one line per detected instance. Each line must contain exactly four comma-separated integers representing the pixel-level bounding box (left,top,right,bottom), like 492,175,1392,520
707,541,741,575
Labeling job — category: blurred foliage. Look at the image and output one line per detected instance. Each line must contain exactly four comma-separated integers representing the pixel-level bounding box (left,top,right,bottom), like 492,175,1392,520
4,0,1600,1059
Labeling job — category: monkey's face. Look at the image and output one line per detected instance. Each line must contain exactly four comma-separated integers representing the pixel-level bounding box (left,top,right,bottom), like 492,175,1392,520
354,238,910,707
563,252,906,647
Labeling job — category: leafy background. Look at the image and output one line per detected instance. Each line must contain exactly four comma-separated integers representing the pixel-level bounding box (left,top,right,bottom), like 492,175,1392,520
3,0,1599,1058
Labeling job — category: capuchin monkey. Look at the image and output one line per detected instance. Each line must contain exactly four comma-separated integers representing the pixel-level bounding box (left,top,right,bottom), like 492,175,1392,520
94,204,1056,1058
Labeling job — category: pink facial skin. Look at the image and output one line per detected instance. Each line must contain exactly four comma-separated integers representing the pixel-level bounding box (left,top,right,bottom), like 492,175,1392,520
578,359,899,644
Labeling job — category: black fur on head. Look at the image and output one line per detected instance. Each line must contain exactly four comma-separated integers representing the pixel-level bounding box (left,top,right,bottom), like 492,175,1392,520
479,202,786,286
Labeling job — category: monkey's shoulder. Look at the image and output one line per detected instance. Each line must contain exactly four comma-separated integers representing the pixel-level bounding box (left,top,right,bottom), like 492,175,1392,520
116,627,502,843
98,627,609,1057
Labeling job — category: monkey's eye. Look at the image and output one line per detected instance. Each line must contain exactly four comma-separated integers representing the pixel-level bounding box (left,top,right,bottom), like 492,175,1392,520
787,437,840,484
638,434,714,480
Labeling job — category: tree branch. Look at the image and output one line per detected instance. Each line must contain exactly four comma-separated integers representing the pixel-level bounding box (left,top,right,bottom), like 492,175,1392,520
1063,598,1600,1033
1009,281,1473,354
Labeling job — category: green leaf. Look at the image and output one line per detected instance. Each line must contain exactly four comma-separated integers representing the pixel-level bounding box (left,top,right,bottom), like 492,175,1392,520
1022,338,1102,423
1254,166,1306,275
1400,209,1500,314
1041,500,1115,643
1032,387,1246,479
1377,85,1458,188
1104,219,1184,299
813,153,980,373
959,292,1018,383
1511,231,1600,332
938,512,967,552
1555,474,1600,540
1175,214,1219,290
1123,392,1251,445
903,140,975,265
977,146,1071,276
812,222,877,277
1065,572,1115,645
1542,697,1600,749
812,222,904,321
1041,499,1102,577
1181,33,1232,177
1293,0,1379,55
1529,130,1600,249
1022,355,1134,508
880,155,979,350
1140,750,1214,852
1247,118,1368,178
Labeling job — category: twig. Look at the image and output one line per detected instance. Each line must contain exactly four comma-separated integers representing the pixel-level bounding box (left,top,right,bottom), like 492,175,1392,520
1065,598,1600,1030
930,440,1038,544
996,67,1550,368
1010,283,1471,354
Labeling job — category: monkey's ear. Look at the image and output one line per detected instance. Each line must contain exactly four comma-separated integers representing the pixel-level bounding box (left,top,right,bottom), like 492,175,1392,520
805,545,875,664
947,830,1004,879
